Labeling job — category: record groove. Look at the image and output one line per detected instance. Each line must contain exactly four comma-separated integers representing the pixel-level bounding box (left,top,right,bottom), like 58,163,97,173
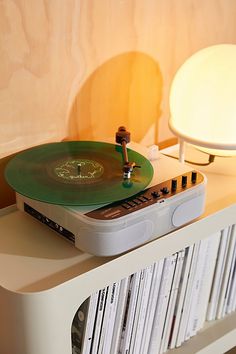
5,141,154,206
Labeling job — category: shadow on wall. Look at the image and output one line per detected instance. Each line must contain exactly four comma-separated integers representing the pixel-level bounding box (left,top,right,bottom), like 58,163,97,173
66,51,163,143
0,52,163,209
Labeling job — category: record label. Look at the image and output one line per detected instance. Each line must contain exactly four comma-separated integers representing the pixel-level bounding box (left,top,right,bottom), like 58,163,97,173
49,158,104,184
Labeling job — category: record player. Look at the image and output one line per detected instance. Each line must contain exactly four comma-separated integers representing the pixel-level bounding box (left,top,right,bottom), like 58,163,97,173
5,127,206,256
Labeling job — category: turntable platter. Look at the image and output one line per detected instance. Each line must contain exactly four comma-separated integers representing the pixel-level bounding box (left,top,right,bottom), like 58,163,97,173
5,141,154,206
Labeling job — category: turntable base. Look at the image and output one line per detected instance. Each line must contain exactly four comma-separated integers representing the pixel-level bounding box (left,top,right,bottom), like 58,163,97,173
16,148,206,256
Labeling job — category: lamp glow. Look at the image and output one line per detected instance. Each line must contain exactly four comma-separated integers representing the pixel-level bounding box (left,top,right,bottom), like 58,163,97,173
169,44,236,160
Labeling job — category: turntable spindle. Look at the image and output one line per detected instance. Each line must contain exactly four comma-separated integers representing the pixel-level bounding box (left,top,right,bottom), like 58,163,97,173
77,163,81,176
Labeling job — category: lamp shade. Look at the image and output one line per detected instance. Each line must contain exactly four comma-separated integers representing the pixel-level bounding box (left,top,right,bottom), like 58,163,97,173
169,44,236,156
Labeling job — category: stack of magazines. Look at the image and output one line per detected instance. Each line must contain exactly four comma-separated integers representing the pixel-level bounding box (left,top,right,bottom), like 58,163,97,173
72,224,236,354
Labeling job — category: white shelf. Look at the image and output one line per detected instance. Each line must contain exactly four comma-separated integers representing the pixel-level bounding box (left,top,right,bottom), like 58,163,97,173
0,146,235,354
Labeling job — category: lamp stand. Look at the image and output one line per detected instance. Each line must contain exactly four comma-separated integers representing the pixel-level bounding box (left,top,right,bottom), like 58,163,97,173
179,139,185,163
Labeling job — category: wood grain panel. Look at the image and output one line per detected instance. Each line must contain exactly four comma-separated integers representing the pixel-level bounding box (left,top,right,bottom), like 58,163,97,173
67,52,163,143
0,0,236,203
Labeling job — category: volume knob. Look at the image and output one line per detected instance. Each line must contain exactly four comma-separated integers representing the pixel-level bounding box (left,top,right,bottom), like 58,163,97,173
182,175,187,188
191,171,197,183
161,187,169,195
151,191,160,198
171,179,177,191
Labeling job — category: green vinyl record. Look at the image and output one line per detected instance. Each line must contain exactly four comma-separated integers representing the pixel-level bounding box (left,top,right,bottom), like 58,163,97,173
5,141,154,206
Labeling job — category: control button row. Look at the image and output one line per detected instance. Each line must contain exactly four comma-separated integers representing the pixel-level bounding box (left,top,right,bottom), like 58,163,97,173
182,172,198,187
122,171,198,210
171,172,198,191
122,203,132,209
152,187,169,198
121,195,151,209
133,198,142,205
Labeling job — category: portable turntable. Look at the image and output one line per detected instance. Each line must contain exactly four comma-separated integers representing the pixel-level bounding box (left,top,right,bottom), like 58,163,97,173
5,127,206,256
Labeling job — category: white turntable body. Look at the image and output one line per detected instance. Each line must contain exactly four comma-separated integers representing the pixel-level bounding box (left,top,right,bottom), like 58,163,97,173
16,144,206,256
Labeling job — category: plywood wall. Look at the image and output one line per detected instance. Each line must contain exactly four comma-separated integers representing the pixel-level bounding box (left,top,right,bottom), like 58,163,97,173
1,0,236,159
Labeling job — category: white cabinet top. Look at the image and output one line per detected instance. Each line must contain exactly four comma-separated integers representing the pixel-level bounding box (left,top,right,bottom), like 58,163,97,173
0,146,235,293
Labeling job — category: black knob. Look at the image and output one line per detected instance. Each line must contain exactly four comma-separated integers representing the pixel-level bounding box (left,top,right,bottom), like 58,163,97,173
151,191,160,198
191,171,197,183
161,187,169,195
171,179,177,191
182,175,187,187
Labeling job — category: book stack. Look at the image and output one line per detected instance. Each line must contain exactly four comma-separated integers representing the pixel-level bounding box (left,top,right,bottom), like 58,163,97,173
207,224,236,322
72,224,236,354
